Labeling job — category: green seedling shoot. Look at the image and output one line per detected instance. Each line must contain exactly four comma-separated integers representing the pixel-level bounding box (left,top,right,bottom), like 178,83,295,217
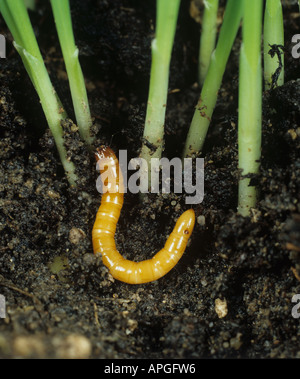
140,0,180,191
198,0,219,86
24,0,35,11
183,0,243,158
238,0,263,216
264,0,284,90
50,0,94,145
0,0,78,185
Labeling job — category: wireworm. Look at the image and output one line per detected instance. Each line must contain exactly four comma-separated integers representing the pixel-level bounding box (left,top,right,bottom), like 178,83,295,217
92,146,195,284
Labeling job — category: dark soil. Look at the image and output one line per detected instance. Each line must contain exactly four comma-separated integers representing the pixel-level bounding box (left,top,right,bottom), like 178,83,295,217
0,0,299,359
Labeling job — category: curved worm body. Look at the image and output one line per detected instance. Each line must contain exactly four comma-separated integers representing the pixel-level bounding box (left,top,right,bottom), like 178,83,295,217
92,146,195,284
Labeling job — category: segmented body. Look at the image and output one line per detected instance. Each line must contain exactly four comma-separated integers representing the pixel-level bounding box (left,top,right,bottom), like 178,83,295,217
92,146,195,284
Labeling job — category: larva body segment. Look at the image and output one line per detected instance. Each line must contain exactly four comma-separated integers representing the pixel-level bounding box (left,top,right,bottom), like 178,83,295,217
92,146,195,284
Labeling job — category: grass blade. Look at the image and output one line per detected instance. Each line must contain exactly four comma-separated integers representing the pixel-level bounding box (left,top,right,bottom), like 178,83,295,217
198,0,219,86
183,0,243,158
238,0,263,216
140,0,181,190
50,0,93,145
263,0,284,90
0,0,78,185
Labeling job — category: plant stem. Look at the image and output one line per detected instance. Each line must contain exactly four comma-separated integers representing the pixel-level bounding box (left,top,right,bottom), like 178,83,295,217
183,0,243,158
263,0,284,90
50,0,93,145
238,0,263,216
140,0,180,190
198,0,219,86
24,0,35,11
0,0,78,185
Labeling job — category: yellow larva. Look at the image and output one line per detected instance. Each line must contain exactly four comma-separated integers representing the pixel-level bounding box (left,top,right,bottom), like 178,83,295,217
92,146,195,284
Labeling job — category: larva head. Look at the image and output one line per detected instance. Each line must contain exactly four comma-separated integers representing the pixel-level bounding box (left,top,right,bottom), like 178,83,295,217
95,146,124,194
95,146,118,175
175,209,195,238
95,146,117,163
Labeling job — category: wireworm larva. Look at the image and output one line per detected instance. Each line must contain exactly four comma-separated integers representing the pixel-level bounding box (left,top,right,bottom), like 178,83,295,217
92,146,195,284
